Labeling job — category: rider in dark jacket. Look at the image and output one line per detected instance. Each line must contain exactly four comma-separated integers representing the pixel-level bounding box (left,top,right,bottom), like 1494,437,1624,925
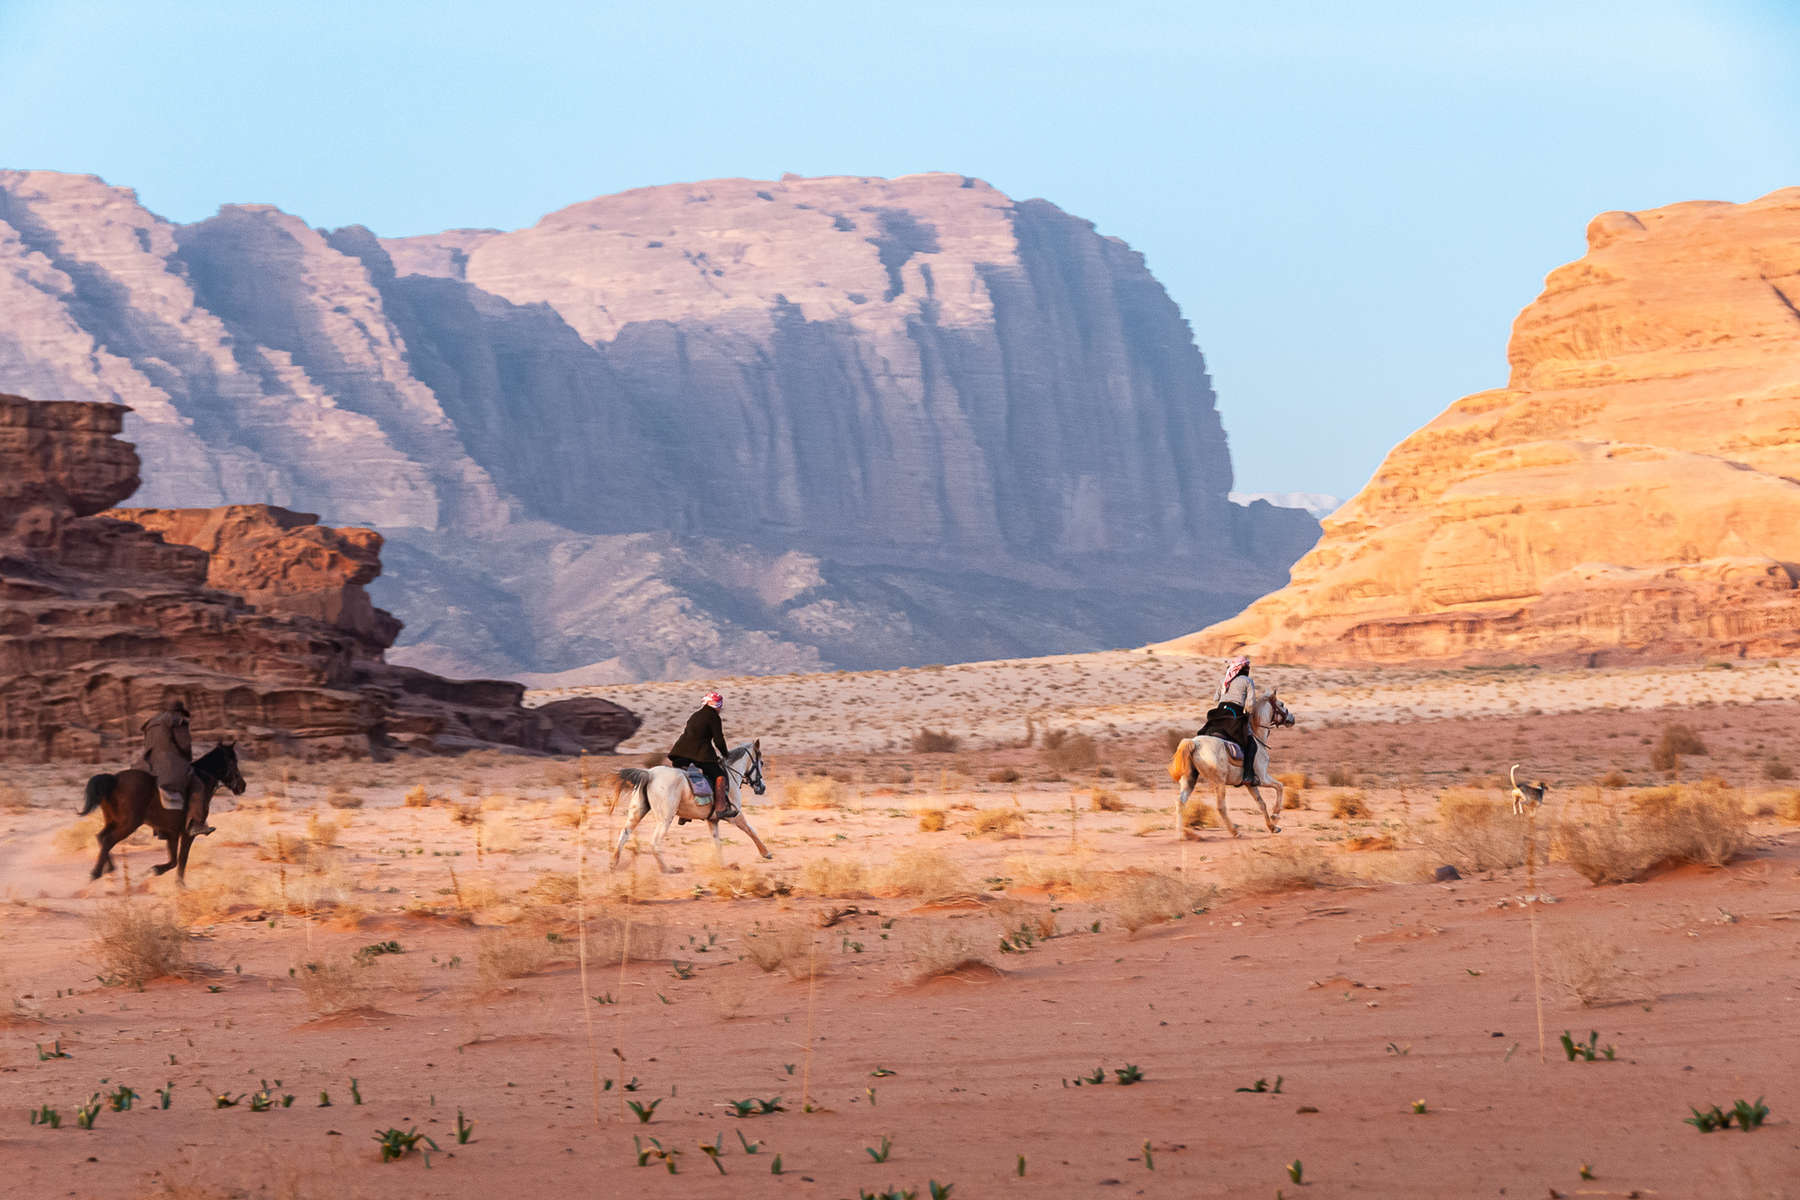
669,691,732,821
140,698,212,836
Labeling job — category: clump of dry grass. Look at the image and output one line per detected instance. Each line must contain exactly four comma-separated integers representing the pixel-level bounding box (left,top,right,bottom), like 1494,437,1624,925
305,813,341,847
324,786,363,810
0,781,30,809
1106,871,1212,932
294,957,372,1015
1557,785,1749,884
742,924,815,979
1545,932,1648,1007
480,816,524,853
90,902,191,986
1597,769,1629,789
1003,854,1105,896
1342,833,1397,852
1326,766,1357,787
916,807,947,832
1426,790,1526,871
971,807,1025,838
785,777,849,809
260,831,314,864
585,911,669,962
1229,841,1335,893
1276,771,1311,792
477,929,563,984
549,797,584,828
702,863,790,899
901,921,995,981
529,872,580,905
1650,723,1708,772
987,766,1022,784
911,728,962,753
1328,789,1370,819
877,849,969,900
403,784,432,808
53,812,103,854
801,857,869,896
1778,790,1800,824
1180,796,1217,829
1041,729,1099,773
1088,789,1125,812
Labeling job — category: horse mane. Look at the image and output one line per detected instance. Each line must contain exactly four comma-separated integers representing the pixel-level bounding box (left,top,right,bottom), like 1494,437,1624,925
193,743,235,773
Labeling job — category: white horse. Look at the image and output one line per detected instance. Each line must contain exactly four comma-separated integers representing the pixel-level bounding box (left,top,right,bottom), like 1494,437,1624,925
610,741,772,873
1167,689,1295,838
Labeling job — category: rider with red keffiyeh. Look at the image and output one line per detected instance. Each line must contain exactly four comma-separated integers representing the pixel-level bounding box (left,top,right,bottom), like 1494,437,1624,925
669,691,733,822
1205,656,1260,771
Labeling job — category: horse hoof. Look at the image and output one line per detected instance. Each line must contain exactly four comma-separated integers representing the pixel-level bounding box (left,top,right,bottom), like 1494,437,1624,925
761,852,774,861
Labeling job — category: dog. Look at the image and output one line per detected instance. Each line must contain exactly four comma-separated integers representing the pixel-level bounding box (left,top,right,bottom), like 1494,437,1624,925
1510,764,1548,815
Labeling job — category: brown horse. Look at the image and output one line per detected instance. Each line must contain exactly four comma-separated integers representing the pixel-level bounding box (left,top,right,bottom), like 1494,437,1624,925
80,743,246,884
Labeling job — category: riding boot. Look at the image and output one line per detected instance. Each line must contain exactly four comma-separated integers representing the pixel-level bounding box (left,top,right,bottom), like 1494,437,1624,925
707,776,725,822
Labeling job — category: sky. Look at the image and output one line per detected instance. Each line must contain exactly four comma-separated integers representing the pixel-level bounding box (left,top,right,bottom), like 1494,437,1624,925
2,0,1797,501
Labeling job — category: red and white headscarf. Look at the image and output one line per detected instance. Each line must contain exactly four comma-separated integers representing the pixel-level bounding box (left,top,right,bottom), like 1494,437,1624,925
703,691,723,709
1219,656,1250,689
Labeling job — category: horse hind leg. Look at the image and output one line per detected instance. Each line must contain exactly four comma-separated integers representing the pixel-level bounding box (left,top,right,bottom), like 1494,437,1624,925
610,792,648,869
91,825,120,880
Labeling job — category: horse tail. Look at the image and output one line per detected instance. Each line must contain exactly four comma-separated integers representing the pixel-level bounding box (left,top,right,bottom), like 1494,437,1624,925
1167,739,1194,784
81,773,115,816
613,768,652,813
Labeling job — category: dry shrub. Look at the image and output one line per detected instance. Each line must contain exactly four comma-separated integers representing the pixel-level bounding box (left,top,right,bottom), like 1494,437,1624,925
549,797,584,828
54,811,103,854
1557,786,1748,884
594,869,665,904
1107,871,1211,932
1545,933,1647,1007
450,803,481,826
971,807,1025,838
1427,791,1526,871
1597,769,1629,789
1181,796,1217,828
306,814,341,847
1042,730,1099,772
1326,766,1357,787
916,808,947,832
529,872,580,905
0,781,30,809
1650,723,1708,772
706,864,789,899
901,921,994,981
1276,771,1311,791
403,784,431,808
786,777,848,809
878,849,968,900
477,929,562,983
1342,833,1397,852
481,816,524,853
585,911,668,963
987,766,1022,784
1779,790,1800,824
294,957,372,1015
801,857,868,896
90,902,191,985
261,831,314,864
1003,854,1104,896
1764,757,1795,781
324,786,363,810
742,924,815,979
1088,789,1125,812
1229,841,1335,893
911,728,962,753
1328,789,1370,820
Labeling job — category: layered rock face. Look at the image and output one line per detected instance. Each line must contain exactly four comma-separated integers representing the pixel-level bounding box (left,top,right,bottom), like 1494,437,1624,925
0,395,638,760
1178,188,1800,665
0,169,1316,681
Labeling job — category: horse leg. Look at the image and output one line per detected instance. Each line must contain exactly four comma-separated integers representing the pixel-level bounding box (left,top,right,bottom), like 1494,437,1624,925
729,813,772,860
91,823,120,880
1216,778,1239,838
647,808,677,874
175,830,196,885
610,795,646,869
151,828,180,876
708,817,725,865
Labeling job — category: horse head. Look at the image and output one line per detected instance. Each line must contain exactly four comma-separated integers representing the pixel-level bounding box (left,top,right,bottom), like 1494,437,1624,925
741,739,766,796
1261,689,1295,730
197,741,248,795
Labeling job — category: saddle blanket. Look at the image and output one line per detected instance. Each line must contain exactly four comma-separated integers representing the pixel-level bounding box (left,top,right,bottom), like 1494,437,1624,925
683,767,713,798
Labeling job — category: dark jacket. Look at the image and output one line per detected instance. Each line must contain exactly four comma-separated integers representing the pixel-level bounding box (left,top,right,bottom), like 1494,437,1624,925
141,708,193,790
669,705,728,769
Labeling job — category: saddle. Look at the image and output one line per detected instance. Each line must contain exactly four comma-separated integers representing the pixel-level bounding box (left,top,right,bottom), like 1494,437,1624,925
678,767,738,822
1196,705,1251,764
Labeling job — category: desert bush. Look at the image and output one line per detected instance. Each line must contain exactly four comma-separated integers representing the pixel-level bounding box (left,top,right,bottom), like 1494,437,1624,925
1107,872,1211,932
1763,757,1794,781
1042,731,1099,773
742,924,815,979
1546,932,1647,1007
0,781,30,809
972,807,1026,838
703,864,789,899
1597,769,1629,789
1326,766,1357,787
911,728,962,753
785,777,848,809
1002,854,1104,896
801,857,868,896
529,872,580,904
1276,771,1311,791
403,784,431,807
1427,791,1527,871
1557,786,1748,884
260,831,314,864
1780,790,1800,824
549,798,584,828
324,786,363,810
916,807,947,832
477,930,562,983
1328,789,1370,820
1180,796,1217,828
305,814,341,848
901,921,995,981
877,849,968,900
294,957,373,1015
1088,789,1125,812
1650,723,1708,772
53,812,103,855
90,902,191,986
1342,833,1397,852
987,766,1022,784
1229,842,1335,893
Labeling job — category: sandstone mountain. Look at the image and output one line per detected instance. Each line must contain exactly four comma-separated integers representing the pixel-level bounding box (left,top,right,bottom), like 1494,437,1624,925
1176,187,1800,665
0,169,1316,682
0,394,637,760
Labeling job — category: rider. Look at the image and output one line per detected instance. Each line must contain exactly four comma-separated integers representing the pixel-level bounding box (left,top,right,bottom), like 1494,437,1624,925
1212,656,1261,775
669,691,732,822
140,698,213,837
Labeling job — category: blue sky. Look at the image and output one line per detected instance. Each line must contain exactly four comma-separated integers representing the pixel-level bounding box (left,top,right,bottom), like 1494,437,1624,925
2,0,1796,500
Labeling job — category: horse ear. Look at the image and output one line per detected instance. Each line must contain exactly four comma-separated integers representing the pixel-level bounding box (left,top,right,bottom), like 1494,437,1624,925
753,738,761,754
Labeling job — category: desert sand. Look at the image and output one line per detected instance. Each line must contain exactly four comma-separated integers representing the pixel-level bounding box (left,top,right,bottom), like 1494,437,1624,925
3,654,1799,1198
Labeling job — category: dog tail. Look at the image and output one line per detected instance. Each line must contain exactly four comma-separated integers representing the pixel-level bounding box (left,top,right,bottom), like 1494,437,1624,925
1509,763,1520,789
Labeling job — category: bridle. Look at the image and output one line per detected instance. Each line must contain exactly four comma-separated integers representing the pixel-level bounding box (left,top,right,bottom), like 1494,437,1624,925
724,749,765,797
1251,696,1295,749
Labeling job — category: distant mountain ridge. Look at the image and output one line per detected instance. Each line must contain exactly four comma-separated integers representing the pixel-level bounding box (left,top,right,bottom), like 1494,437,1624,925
0,169,1318,681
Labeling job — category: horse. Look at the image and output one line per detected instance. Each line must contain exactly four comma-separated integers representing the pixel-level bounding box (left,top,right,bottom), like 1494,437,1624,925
1167,690,1295,838
80,742,246,884
609,741,771,873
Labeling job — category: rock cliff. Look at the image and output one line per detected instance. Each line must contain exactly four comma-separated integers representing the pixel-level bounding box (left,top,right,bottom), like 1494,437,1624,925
0,395,638,760
1176,187,1800,665
0,169,1316,681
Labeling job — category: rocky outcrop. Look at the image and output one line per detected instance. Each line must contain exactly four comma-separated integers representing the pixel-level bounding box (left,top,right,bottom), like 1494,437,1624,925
0,169,1316,681
1176,187,1800,665
0,395,639,760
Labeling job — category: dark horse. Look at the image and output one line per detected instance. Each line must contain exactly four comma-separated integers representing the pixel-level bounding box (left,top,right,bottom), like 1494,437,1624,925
80,743,246,884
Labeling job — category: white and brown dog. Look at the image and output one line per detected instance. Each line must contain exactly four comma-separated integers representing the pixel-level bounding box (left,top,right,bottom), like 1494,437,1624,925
1509,764,1548,815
